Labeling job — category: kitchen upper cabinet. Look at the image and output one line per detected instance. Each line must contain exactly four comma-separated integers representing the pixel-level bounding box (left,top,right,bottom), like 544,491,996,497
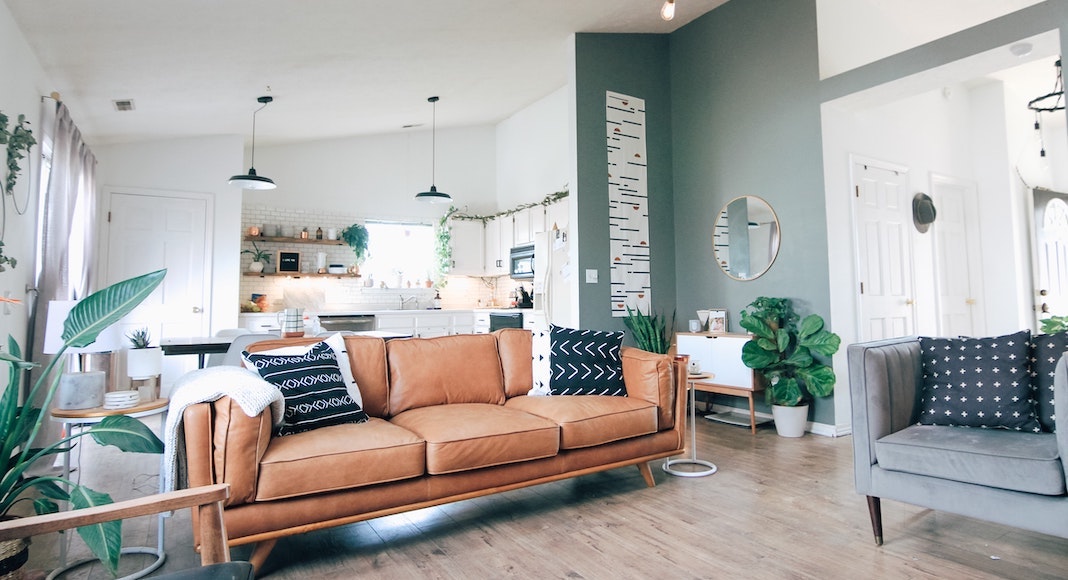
484,216,513,276
546,199,569,232
448,218,484,276
513,206,547,246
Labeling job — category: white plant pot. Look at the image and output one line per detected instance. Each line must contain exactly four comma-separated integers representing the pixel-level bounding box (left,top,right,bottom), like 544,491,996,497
771,404,809,438
127,347,162,379
249,261,264,273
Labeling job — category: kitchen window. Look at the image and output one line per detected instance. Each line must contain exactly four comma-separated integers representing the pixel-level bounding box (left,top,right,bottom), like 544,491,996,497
362,221,436,287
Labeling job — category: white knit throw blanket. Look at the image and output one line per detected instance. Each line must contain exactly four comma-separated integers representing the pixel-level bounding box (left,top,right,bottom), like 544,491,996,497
163,366,284,492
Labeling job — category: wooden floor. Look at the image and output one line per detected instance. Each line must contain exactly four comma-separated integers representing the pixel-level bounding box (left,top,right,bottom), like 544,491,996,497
24,414,1068,579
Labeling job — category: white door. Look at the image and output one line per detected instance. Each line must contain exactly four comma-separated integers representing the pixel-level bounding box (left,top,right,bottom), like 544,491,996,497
104,189,212,380
1032,187,1068,325
931,175,985,336
852,160,914,341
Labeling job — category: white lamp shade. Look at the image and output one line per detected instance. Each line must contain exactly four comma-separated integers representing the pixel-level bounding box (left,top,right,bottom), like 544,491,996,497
43,300,123,355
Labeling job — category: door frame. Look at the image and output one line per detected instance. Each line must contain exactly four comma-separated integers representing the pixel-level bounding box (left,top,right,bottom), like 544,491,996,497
98,186,215,337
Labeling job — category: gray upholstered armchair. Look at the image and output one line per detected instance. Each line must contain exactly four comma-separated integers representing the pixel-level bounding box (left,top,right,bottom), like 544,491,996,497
847,336,1068,544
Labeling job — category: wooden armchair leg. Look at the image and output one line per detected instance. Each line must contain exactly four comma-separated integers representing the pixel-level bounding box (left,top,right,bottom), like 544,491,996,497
866,495,883,546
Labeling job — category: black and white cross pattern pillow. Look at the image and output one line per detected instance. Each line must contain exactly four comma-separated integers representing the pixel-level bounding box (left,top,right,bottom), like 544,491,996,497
244,341,369,436
1029,331,1065,432
918,330,1040,432
547,325,626,396
530,328,552,396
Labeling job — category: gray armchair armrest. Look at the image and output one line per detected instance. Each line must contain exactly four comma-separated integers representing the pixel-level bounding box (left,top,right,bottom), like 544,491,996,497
847,336,923,493
1056,354,1068,481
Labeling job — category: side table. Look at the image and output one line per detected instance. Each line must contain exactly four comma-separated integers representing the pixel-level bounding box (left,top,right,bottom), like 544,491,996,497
49,398,169,580
663,373,718,477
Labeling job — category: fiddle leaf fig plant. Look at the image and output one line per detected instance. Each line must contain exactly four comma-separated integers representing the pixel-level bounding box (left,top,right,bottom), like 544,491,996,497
0,269,167,576
739,296,841,407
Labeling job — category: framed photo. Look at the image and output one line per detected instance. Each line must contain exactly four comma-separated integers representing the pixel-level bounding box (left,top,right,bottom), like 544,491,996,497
707,308,728,333
278,251,301,273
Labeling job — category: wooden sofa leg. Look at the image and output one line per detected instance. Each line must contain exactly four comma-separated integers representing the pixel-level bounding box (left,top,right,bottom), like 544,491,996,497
637,462,656,487
866,495,883,546
248,539,278,576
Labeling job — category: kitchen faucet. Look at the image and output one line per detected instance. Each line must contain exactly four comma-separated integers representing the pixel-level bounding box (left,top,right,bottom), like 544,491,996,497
399,295,419,310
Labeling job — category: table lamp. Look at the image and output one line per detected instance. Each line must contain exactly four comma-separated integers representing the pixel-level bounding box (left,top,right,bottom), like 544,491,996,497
43,300,122,410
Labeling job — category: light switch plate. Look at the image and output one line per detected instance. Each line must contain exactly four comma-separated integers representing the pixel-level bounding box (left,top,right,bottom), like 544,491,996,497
585,269,598,283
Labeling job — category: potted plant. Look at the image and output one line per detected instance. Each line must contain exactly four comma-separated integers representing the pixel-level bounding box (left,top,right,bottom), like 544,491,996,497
622,305,675,354
739,296,841,437
125,326,162,385
341,223,369,274
0,269,166,576
241,241,271,273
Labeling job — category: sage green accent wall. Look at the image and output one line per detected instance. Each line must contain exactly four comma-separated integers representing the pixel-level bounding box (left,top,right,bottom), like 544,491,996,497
574,34,675,337
669,1,833,423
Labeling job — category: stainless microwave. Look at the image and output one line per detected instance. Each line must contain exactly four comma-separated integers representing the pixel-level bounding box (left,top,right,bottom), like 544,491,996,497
509,244,534,279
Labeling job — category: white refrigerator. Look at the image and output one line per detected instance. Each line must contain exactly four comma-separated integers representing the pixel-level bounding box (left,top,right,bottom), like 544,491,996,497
532,229,571,328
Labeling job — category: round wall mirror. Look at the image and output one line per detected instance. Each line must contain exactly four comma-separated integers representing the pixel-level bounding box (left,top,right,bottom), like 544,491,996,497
712,196,780,281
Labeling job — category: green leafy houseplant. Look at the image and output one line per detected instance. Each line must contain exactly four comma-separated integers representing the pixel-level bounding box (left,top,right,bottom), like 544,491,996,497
622,305,675,354
0,241,15,273
0,111,37,197
0,269,166,576
341,223,370,264
241,241,271,264
434,207,458,287
739,296,841,407
1040,315,1068,334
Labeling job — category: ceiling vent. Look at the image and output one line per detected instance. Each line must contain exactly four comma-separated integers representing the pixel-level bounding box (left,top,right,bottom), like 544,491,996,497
112,99,135,112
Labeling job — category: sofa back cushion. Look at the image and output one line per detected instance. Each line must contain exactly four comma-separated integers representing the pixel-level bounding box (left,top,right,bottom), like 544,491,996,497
244,335,390,418
496,328,534,398
387,334,506,415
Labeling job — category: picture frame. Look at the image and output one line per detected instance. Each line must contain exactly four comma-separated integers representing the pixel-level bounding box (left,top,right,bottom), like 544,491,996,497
278,251,301,273
707,308,728,333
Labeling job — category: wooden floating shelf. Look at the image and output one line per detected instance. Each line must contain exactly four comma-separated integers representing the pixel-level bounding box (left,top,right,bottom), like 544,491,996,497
243,272,362,279
243,235,345,246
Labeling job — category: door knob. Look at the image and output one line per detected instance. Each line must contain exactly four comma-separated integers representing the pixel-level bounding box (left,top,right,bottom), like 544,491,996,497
1040,289,1049,296
965,298,976,305
905,299,914,306
192,306,203,313
1041,303,1050,313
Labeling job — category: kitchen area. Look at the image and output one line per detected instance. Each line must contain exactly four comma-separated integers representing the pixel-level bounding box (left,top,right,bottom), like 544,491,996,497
236,194,569,338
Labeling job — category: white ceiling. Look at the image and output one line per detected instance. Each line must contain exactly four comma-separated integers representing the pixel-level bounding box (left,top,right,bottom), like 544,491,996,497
3,0,729,146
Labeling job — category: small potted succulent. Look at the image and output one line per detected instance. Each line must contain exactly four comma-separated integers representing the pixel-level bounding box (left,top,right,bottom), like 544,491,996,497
125,327,162,381
242,241,271,273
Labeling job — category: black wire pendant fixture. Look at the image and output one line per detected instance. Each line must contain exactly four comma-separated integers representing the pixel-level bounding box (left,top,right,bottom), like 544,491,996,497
415,96,453,204
1028,58,1064,160
229,95,276,190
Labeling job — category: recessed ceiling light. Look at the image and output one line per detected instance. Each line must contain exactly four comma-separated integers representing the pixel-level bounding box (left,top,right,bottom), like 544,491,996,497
1010,42,1033,57
112,99,136,112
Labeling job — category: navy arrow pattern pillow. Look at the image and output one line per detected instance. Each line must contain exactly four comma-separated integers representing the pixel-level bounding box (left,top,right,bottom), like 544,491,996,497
548,325,626,396
918,330,1040,432
244,341,369,436
1029,331,1065,432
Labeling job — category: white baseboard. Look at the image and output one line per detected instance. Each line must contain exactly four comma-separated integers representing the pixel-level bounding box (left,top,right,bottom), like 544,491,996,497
707,403,850,438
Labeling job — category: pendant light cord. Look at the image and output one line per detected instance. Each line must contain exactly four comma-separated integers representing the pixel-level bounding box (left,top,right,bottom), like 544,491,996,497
250,96,272,169
429,96,439,185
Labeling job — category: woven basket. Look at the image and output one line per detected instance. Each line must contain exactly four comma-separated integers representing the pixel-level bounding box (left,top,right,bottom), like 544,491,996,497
0,535,29,580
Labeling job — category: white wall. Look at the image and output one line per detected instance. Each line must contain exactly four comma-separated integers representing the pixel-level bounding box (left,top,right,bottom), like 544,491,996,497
94,135,244,332
0,2,50,355
251,124,498,219
495,87,570,209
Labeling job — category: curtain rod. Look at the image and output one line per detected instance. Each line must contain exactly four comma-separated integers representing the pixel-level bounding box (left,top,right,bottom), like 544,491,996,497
40,92,61,103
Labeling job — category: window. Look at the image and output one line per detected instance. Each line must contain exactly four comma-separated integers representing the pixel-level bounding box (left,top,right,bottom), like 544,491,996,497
362,221,437,288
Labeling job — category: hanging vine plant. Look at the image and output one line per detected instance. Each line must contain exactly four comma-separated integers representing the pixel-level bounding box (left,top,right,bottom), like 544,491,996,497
434,206,459,287
1,112,37,198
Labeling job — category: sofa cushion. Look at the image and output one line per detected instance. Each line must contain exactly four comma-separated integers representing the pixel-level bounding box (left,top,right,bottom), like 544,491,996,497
548,325,625,396
875,424,1065,495
387,334,506,415
505,395,658,449
389,403,559,474
917,331,1041,432
1030,331,1064,432
255,418,425,501
496,328,534,398
244,341,369,436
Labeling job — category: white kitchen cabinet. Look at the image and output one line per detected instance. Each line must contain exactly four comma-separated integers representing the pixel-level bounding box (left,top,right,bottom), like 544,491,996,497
448,218,484,276
449,312,476,334
238,313,280,333
513,208,532,246
484,217,512,276
530,205,547,238
375,313,416,334
546,199,569,232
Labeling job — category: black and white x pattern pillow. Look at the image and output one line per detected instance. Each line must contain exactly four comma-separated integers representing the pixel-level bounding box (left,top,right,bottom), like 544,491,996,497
547,325,626,396
918,330,1040,432
244,341,369,436
1029,331,1065,432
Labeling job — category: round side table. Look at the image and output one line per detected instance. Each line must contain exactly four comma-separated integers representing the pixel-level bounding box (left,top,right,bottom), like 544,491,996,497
663,373,718,477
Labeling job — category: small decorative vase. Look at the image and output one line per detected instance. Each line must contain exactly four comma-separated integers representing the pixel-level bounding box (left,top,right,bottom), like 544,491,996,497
249,261,264,273
348,264,360,276
771,404,809,438
127,347,162,380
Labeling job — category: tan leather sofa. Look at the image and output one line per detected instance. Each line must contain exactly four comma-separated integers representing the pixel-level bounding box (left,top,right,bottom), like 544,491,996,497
182,329,685,572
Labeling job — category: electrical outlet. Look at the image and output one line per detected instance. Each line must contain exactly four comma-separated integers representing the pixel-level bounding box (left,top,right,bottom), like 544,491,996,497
585,269,598,283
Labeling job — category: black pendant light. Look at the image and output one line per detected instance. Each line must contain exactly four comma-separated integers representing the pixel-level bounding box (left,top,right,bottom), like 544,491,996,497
415,96,452,204
229,95,276,190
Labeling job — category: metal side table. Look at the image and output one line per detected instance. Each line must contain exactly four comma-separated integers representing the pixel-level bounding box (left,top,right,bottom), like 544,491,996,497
663,373,718,477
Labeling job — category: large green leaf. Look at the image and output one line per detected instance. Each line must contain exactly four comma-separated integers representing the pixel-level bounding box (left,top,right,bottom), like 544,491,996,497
783,347,813,368
739,312,774,340
70,486,122,576
775,328,791,352
741,340,779,370
797,364,837,398
766,376,803,406
63,269,166,349
798,315,841,356
87,415,164,453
